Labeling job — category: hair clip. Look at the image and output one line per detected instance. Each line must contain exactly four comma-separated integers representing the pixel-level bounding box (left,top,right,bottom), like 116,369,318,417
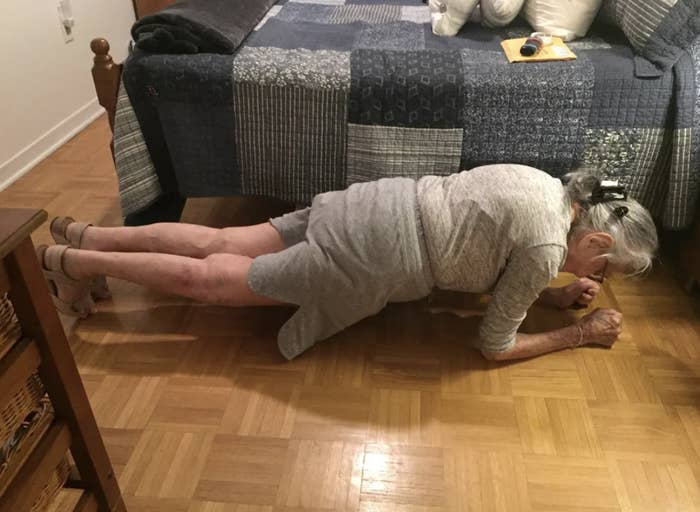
591,180,627,204
613,206,629,219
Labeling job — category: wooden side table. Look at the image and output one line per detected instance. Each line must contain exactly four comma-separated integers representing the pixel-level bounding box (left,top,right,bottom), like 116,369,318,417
0,209,125,511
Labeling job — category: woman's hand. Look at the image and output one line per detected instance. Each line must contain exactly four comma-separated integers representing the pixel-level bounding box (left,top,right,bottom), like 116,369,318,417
578,308,622,347
558,278,601,309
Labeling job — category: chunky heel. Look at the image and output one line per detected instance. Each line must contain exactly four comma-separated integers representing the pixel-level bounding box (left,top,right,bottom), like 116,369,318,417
50,216,111,300
36,245,95,318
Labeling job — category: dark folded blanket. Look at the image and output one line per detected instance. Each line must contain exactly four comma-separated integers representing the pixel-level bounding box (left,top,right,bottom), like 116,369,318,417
132,0,276,54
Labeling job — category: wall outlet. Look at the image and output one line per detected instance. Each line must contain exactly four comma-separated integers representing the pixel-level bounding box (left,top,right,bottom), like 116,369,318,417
57,2,75,43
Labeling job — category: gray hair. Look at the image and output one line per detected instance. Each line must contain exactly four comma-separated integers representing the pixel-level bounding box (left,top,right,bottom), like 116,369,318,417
564,171,658,276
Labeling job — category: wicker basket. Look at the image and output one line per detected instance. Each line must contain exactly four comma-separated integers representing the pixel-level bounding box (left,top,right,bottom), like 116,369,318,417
30,456,71,512
0,373,45,444
0,396,55,495
0,294,22,362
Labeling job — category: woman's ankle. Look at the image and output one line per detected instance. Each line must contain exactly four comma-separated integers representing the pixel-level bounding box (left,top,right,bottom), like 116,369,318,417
61,248,89,280
66,224,98,251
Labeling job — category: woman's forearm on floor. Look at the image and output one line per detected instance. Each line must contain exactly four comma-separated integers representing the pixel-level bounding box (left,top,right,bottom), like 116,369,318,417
482,324,580,361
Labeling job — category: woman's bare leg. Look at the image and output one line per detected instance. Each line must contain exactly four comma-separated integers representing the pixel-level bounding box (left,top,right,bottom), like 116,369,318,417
71,222,286,258
60,248,282,306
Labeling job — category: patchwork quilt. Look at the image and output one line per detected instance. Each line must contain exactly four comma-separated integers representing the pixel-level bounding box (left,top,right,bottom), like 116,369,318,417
116,0,700,229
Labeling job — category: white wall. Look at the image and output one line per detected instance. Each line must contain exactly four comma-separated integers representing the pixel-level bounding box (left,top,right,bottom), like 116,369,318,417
0,0,135,190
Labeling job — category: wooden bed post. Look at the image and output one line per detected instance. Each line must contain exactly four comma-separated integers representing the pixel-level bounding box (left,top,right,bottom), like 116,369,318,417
90,38,122,133
89,35,187,225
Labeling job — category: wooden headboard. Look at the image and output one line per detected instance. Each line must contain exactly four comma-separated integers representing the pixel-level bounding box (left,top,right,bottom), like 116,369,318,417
132,0,175,18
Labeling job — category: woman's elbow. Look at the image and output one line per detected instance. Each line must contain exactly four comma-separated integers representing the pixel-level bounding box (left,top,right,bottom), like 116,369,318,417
480,338,518,361
481,348,509,361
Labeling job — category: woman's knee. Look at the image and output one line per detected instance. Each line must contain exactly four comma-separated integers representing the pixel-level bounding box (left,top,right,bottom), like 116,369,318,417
199,253,253,305
210,228,243,255
216,224,285,257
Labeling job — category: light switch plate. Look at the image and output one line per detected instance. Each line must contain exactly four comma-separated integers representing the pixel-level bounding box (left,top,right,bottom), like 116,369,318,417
58,4,74,43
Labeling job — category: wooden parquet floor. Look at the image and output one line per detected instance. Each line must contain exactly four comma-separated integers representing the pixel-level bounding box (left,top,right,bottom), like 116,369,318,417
3,116,700,511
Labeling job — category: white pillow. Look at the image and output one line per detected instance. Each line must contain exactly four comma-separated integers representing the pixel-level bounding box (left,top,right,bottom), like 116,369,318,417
480,0,525,28
428,0,446,26
431,0,480,36
523,0,603,41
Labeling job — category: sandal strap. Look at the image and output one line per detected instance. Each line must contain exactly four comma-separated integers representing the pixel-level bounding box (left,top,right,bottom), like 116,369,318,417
41,245,80,283
37,245,93,318
49,217,92,248
49,216,74,245
73,222,92,249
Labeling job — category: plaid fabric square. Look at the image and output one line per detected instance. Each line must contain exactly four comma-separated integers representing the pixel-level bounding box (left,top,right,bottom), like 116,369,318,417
346,124,463,183
234,49,350,201
665,127,698,228
636,130,673,219
329,4,401,23
662,41,700,228
350,49,464,128
601,0,674,48
113,82,162,217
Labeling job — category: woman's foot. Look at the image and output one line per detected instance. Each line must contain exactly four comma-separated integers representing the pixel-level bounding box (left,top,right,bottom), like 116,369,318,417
49,216,111,299
50,216,91,248
37,245,95,318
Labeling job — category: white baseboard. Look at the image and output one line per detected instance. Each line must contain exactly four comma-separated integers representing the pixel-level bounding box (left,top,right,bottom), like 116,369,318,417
0,99,105,192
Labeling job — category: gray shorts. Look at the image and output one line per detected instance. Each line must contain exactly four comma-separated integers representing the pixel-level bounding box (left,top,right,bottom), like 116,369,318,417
248,177,434,360
269,207,311,248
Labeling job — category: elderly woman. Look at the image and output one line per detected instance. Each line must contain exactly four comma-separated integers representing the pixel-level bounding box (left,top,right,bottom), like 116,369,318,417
39,164,657,360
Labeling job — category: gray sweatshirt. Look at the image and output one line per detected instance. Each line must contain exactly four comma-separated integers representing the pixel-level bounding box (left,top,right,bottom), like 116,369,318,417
417,164,571,352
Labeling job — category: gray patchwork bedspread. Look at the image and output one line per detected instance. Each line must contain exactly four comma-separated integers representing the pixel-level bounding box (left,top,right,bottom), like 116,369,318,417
116,0,700,230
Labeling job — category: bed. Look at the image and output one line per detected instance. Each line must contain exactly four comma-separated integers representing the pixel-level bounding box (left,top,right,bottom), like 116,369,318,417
91,0,700,237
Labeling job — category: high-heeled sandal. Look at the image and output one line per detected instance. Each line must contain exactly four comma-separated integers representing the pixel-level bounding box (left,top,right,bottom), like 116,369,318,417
36,245,95,318
50,216,111,300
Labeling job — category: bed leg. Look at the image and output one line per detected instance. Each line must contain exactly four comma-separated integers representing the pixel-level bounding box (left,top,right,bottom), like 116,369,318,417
91,38,122,133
